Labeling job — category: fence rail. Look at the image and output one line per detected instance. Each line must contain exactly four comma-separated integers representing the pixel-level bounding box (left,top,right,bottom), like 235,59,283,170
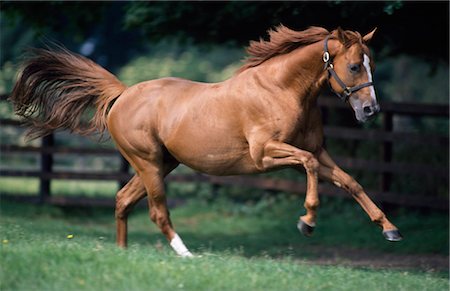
1,94,448,209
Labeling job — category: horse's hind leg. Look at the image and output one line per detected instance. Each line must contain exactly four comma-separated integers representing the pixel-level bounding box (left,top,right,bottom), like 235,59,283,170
317,148,402,241
115,174,146,248
121,152,192,257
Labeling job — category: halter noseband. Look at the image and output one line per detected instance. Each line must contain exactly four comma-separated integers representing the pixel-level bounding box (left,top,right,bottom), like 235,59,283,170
323,36,374,102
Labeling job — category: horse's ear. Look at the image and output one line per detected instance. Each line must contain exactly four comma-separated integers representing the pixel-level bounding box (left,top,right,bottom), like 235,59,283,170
336,27,350,47
363,28,377,44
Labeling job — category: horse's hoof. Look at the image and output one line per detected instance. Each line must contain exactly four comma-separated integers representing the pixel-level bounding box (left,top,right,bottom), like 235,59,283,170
297,219,315,237
382,229,403,242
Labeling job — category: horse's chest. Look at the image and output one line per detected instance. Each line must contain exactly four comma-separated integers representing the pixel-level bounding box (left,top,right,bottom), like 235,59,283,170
291,130,323,153
285,114,323,153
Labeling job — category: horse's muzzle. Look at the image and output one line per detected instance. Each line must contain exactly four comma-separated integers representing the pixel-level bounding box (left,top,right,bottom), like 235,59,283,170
363,103,380,119
354,102,380,123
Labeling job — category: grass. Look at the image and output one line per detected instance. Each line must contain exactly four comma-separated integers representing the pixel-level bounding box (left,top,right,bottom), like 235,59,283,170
1,196,448,291
2,243,446,291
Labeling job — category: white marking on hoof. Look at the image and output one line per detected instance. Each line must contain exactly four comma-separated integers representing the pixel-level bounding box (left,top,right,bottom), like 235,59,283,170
170,233,193,257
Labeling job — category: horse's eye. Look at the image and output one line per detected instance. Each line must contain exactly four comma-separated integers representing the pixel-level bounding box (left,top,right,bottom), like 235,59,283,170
349,64,360,73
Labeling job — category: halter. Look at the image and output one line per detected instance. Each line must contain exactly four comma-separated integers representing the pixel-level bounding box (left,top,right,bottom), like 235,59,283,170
323,36,374,102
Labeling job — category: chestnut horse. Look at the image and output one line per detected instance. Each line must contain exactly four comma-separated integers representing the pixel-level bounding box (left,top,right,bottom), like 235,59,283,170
10,26,402,257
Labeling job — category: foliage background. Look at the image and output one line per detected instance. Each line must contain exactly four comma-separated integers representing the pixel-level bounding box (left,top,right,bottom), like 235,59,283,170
1,1,448,103
1,1,448,197
0,2,448,289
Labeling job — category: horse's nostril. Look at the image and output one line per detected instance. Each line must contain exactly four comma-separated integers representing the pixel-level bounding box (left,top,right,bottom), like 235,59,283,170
374,104,380,113
363,106,372,114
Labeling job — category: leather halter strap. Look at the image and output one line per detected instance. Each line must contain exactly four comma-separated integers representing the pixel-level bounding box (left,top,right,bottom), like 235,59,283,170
323,35,374,102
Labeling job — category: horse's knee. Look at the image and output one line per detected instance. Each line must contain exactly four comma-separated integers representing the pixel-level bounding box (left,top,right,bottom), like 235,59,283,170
302,153,319,173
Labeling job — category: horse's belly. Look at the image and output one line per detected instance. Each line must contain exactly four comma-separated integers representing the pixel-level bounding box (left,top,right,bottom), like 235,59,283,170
181,152,257,176
164,134,257,176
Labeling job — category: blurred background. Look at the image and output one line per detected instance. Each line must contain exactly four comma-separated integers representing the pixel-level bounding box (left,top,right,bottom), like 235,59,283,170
0,0,448,276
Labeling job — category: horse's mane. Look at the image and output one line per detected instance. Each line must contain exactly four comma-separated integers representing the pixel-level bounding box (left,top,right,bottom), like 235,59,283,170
238,25,330,72
238,25,362,73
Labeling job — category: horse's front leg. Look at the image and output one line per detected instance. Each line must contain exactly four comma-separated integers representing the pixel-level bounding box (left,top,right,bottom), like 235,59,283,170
255,140,320,236
317,148,402,241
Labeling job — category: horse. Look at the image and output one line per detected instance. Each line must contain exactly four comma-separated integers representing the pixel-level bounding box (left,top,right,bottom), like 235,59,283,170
10,25,402,257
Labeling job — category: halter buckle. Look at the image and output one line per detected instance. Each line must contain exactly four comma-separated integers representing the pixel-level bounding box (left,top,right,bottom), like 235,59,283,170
343,87,352,97
322,52,330,63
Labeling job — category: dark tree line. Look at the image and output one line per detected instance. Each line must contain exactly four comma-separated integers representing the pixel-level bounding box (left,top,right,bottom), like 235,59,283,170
1,1,449,70
123,1,449,61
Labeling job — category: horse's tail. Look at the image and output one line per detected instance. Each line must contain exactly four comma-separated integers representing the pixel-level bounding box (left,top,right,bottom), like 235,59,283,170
9,46,127,140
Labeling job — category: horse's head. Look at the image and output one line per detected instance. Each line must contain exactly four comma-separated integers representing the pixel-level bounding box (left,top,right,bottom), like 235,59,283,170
325,28,379,122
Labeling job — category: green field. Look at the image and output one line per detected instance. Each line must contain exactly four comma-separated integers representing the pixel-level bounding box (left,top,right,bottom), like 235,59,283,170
1,195,448,291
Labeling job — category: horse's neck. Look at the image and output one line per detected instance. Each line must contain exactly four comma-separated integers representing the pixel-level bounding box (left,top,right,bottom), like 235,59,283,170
259,41,327,105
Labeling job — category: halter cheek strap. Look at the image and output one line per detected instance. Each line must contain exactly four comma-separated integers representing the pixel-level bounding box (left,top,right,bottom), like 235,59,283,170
323,36,374,102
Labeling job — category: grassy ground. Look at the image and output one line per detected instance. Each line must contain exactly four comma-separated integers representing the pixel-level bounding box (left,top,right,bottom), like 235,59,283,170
1,195,448,291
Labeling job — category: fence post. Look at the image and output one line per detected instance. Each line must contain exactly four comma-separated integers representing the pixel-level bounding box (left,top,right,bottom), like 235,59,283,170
39,133,54,203
381,111,393,193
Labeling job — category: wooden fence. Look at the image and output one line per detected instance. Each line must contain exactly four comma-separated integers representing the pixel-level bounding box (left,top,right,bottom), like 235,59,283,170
0,93,448,209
